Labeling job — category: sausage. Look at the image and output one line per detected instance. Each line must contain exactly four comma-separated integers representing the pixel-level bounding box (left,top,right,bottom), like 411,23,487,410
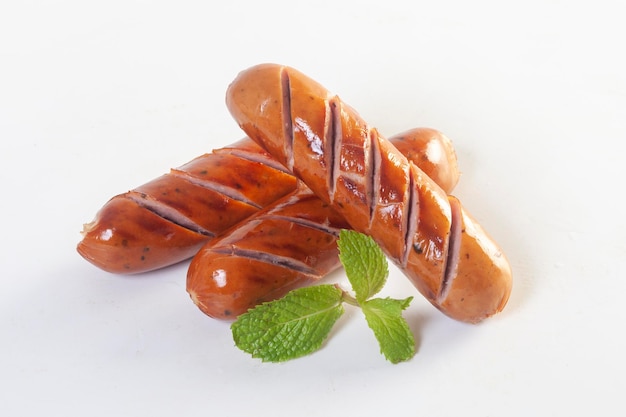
77,138,297,274
225,63,512,323
186,128,460,319
77,127,456,275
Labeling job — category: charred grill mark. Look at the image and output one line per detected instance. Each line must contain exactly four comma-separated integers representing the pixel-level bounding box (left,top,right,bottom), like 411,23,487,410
281,68,294,171
169,169,262,209
401,165,420,267
215,149,291,174
368,129,381,227
261,214,342,237
325,98,341,202
211,246,320,278
126,192,215,237
439,196,462,303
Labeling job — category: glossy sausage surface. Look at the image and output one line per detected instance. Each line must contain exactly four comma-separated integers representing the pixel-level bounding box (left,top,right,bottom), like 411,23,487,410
225,63,512,323
77,138,297,274
187,128,459,319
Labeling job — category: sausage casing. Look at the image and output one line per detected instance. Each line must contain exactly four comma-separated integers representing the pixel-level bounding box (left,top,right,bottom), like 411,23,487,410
225,63,512,323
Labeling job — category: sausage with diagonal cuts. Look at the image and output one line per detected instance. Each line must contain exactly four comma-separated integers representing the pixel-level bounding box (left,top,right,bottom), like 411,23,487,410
77,127,457,277
225,63,512,323
77,138,297,274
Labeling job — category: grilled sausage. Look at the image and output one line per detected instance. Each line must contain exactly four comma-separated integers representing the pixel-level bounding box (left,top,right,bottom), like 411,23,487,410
77,127,457,275
187,128,459,319
77,138,297,274
225,63,512,323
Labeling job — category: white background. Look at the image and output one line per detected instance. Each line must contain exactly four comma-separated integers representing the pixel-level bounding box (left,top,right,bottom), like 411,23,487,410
1,1,625,416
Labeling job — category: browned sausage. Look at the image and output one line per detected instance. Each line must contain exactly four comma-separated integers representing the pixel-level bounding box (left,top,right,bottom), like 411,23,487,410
77,127,457,275
77,138,297,274
186,128,459,319
225,63,512,323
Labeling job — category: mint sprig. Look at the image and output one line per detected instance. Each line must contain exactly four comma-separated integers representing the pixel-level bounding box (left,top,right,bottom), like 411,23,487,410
231,229,416,363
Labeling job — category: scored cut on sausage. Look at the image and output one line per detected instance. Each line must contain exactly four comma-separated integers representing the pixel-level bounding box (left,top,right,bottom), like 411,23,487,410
186,128,460,319
225,63,512,323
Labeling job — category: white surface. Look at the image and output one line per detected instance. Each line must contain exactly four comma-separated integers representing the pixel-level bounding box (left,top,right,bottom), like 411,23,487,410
1,1,625,416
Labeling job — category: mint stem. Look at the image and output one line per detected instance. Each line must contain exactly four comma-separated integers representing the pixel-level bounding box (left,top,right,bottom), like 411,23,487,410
338,286,359,307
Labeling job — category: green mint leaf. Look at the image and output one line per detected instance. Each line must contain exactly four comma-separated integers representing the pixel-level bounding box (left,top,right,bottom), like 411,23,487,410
361,297,416,364
231,284,344,362
337,229,388,303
